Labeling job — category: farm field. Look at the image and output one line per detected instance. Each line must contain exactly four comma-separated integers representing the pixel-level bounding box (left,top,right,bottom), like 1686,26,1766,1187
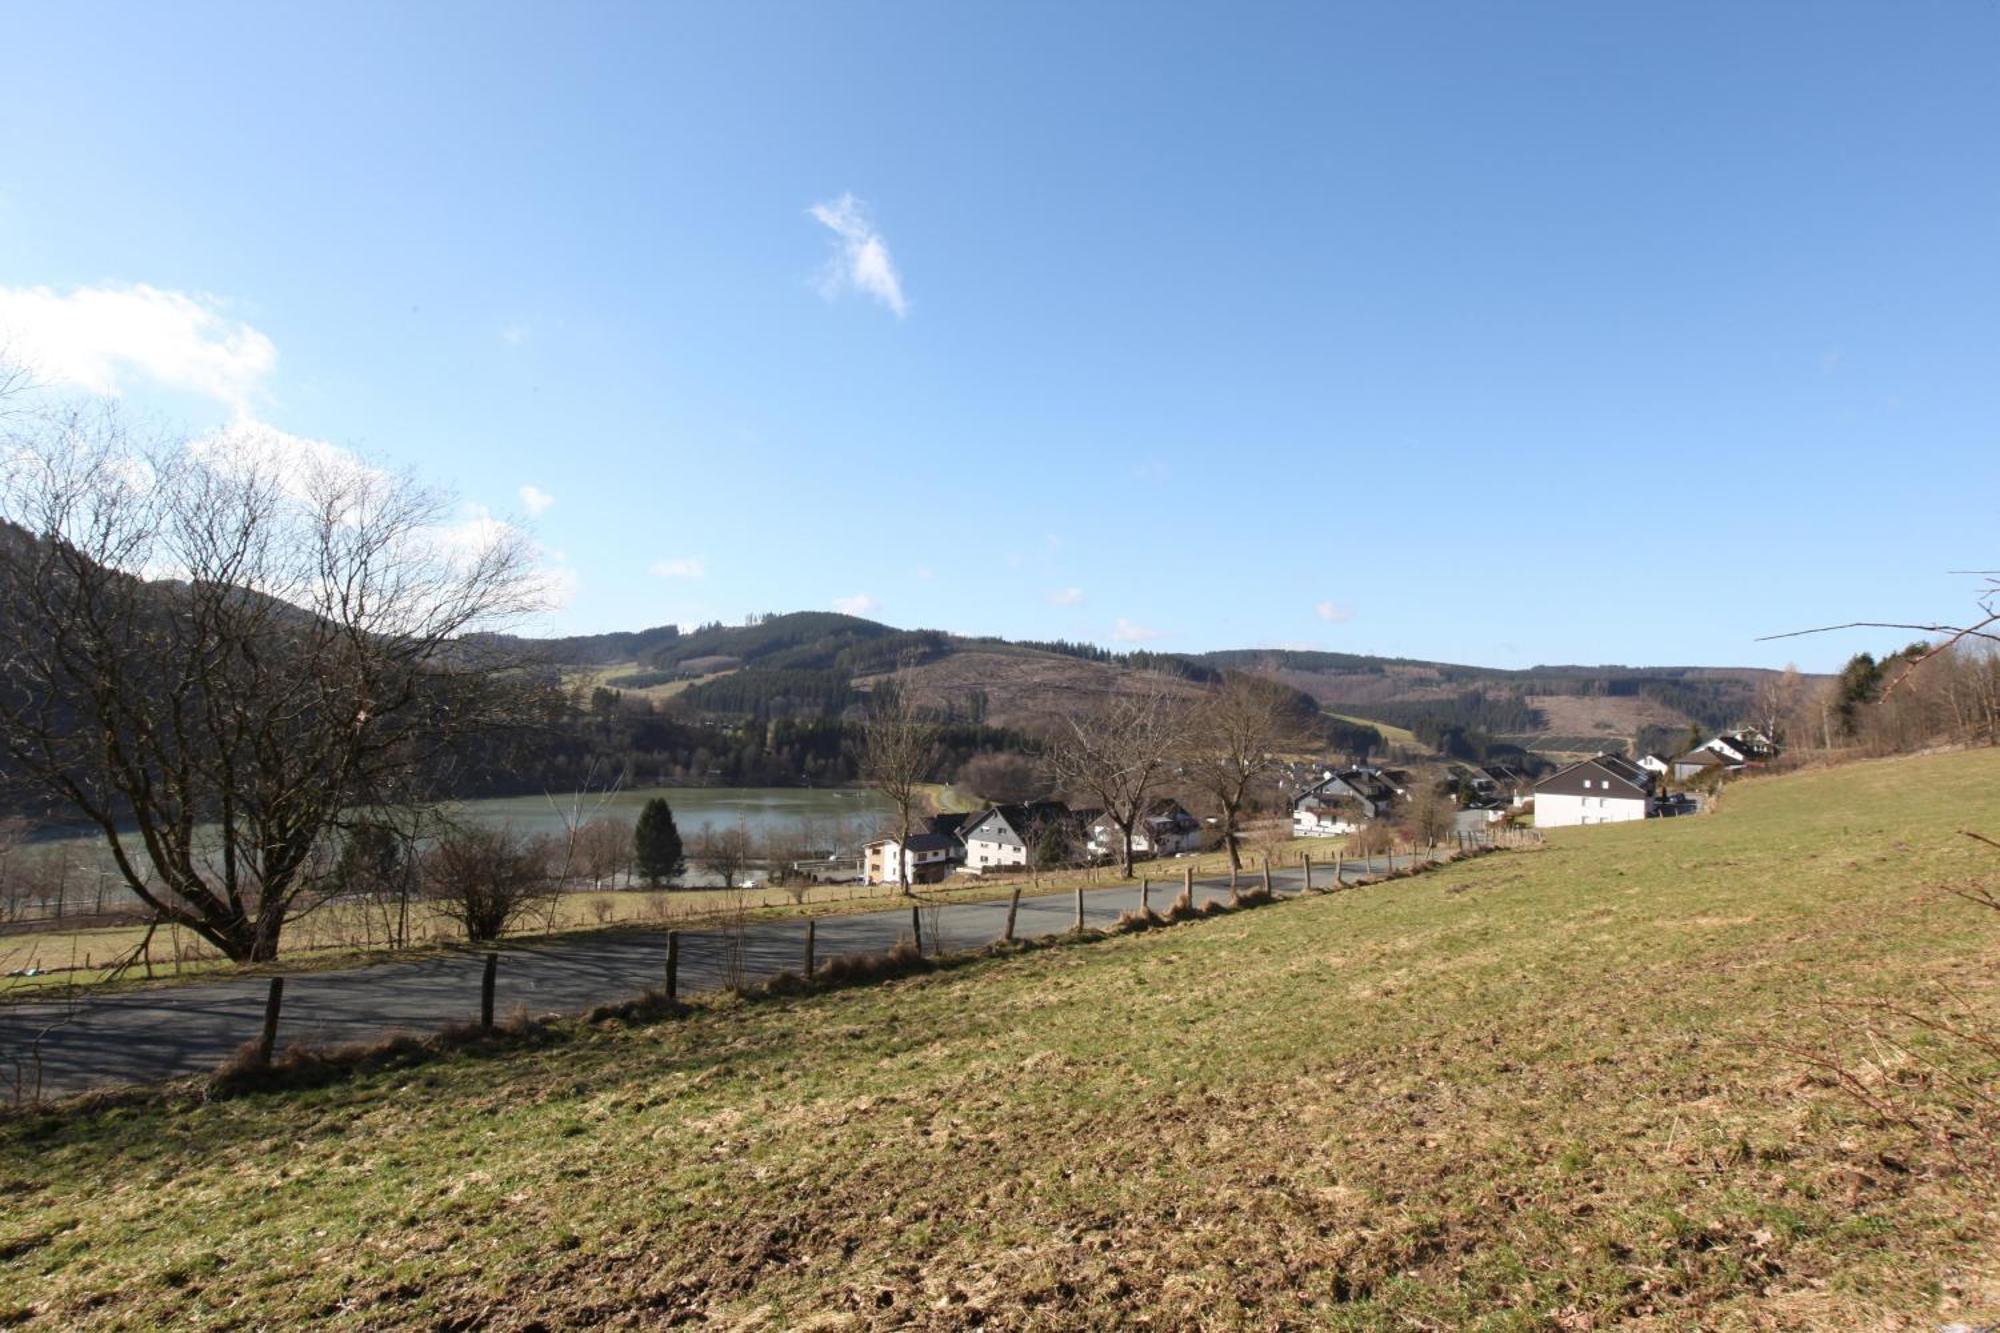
1,749,1995,1327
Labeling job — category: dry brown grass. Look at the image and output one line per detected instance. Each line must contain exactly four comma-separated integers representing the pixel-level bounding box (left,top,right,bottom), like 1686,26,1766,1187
1,749,1995,1329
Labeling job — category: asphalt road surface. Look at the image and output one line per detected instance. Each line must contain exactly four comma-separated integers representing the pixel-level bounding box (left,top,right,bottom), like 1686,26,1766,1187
0,853,1441,1101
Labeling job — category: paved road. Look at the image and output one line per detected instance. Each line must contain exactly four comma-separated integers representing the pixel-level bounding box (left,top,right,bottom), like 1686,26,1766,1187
0,854,1443,1101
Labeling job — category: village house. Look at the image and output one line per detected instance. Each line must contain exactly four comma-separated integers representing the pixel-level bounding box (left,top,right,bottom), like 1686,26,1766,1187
1533,753,1657,828
859,812,974,886
1084,798,1203,861
1670,729,1779,781
958,801,1078,874
1290,766,1400,837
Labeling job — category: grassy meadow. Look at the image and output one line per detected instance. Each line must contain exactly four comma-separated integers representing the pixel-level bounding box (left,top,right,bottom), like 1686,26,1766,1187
0,749,1995,1328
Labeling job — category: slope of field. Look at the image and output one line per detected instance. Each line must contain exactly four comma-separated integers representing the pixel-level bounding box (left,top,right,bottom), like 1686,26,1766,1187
3,751,1996,1328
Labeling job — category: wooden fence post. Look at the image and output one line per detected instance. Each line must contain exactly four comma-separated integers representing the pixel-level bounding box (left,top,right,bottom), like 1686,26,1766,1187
1074,886,1085,933
910,903,923,954
257,976,284,1066
1261,853,1271,896
1334,850,1343,885
665,930,680,1001
1182,865,1194,909
1302,853,1312,892
1004,887,1021,942
480,953,498,1032
803,918,816,980
1140,878,1150,914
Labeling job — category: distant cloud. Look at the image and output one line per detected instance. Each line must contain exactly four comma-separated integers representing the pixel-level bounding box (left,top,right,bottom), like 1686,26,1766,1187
1314,600,1352,624
1046,587,1084,607
808,194,908,317
1113,618,1165,643
650,557,705,581
833,593,880,616
518,484,555,517
0,282,276,414
189,418,379,502
500,322,532,347
436,502,576,611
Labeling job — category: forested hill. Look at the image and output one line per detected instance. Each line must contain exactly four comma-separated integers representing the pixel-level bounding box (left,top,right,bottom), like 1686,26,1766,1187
515,612,1796,768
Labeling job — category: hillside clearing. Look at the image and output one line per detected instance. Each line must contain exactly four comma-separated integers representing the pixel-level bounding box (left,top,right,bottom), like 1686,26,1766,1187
1,750,1995,1328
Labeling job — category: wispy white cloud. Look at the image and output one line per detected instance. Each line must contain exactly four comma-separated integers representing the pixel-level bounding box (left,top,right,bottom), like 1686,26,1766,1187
808,194,908,317
518,484,555,517
189,418,380,501
1046,587,1084,607
649,557,705,580
1314,600,1352,624
500,322,532,347
833,593,880,616
438,502,576,611
1113,617,1165,643
0,282,276,414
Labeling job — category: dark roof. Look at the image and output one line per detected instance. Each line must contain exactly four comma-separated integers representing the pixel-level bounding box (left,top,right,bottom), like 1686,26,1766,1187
970,801,1076,838
904,832,959,853
1535,753,1655,799
925,812,972,839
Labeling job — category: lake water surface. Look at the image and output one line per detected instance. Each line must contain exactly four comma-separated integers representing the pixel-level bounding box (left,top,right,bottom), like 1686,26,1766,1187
454,786,893,844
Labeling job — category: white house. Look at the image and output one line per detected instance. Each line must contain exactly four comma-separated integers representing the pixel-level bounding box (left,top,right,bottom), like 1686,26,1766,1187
860,832,960,886
1635,752,1672,777
1290,767,1398,837
1084,799,1203,861
1532,753,1656,828
958,802,1076,874
1293,799,1363,837
859,813,972,886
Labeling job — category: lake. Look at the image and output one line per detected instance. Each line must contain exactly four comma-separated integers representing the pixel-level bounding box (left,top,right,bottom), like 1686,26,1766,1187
7,787,895,914
452,786,893,846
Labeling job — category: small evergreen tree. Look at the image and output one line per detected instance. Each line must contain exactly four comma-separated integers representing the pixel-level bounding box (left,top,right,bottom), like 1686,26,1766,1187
634,797,686,887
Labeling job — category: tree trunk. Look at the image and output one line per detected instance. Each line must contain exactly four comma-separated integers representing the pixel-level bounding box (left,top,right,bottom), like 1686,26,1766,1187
1223,801,1243,872
1120,825,1136,879
898,807,913,897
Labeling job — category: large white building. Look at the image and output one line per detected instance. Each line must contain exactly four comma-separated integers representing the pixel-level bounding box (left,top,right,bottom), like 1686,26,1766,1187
1532,754,1656,828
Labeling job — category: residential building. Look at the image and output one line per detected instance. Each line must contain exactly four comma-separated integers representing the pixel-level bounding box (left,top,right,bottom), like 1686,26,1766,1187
958,801,1077,874
1290,767,1399,837
1533,753,1657,828
860,832,961,886
1084,798,1203,861
859,812,973,886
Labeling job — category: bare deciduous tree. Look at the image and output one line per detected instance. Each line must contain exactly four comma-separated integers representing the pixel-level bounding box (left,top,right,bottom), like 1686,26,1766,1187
1408,783,1457,846
692,822,754,889
1044,687,1184,878
422,822,559,943
857,683,940,896
573,816,634,888
0,395,547,962
1182,672,1304,871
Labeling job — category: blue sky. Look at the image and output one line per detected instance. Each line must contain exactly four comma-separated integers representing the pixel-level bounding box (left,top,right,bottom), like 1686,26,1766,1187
3,2,1995,671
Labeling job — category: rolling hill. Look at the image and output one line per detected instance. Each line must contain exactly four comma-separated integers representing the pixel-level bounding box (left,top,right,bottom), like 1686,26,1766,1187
523,613,1798,761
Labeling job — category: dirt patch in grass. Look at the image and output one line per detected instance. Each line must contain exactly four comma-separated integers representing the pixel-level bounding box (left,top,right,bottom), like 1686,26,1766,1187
0,750,1996,1328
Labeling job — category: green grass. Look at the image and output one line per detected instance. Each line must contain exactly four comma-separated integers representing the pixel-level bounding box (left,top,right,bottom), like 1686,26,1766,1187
2,749,1996,1328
